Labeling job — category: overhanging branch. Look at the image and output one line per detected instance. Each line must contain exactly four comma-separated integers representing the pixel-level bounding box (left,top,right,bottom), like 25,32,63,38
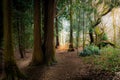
92,6,114,28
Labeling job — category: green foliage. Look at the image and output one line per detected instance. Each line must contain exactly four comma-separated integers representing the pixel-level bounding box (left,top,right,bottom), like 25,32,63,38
83,47,120,72
79,45,100,57
97,33,109,47
99,42,106,47
12,0,33,49
97,47,120,72
80,48,92,57
101,33,108,41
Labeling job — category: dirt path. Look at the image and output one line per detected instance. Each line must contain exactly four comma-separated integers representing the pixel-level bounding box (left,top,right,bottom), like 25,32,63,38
26,50,95,80
0,48,114,80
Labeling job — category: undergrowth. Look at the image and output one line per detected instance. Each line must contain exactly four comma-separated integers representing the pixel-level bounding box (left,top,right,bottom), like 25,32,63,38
79,45,100,57
82,47,120,72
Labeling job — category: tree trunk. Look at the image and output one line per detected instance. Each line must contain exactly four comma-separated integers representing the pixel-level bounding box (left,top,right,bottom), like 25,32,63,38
55,11,60,48
17,17,24,58
89,28,94,44
32,0,43,65
82,11,85,50
20,19,25,56
0,1,3,48
0,0,3,74
95,33,98,45
68,0,74,51
41,0,45,44
76,10,80,49
2,0,25,79
112,10,116,45
43,0,56,65
0,49,3,74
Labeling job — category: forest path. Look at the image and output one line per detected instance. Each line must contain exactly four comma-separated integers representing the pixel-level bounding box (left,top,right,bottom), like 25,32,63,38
26,49,94,80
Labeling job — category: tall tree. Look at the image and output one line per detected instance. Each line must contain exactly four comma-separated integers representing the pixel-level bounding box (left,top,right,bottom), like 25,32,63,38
76,9,81,54
82,9,85,49
68,0,74,51
0,0,3,74
32,0,43,65
55,9,60,48
43,0,56,65
2,0,25,79
0,0,3,48
12,0,33,58
112,10,116,45
17,18,25,58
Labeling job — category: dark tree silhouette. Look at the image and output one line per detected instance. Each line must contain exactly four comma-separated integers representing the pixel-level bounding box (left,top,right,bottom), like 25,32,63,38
43,0,56,65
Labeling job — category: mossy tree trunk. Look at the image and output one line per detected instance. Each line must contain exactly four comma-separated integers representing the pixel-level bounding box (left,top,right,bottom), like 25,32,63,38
2,0,25,79
68,0,74,51
43,0,56,65
32,0,43,65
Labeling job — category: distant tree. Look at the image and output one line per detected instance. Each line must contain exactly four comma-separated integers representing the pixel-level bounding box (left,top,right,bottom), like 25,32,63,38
2,0,25,79
15,17,25,58
68,0,74,51
82,10,85,49
17,18,25,58
43,0,56,65
13,1,26,58
76,9,81,53
55,8,60,48
12,0,33,58
55,0,69,48
32,0,43,65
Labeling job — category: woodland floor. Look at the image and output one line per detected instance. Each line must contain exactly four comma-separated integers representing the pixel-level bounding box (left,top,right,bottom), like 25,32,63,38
0,47,117,80
15,46,116,80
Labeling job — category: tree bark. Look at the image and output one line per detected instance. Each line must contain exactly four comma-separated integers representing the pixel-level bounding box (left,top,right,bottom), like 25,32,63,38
32,0,43,65
76,10,81,48
0,0,3,74
2,0,25,79
55,10,60,48
17,17,24,58
82,11,85,49
43,0,56,65
89,28,94,44
20,19,25,57
0,1,3,48
68,0,74,51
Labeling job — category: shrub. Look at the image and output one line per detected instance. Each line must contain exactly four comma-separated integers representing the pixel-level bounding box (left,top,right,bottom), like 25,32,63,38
79,45,100,57
82,47,120,72
94,47,120,72
80,48,92,57
101,33,108,41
